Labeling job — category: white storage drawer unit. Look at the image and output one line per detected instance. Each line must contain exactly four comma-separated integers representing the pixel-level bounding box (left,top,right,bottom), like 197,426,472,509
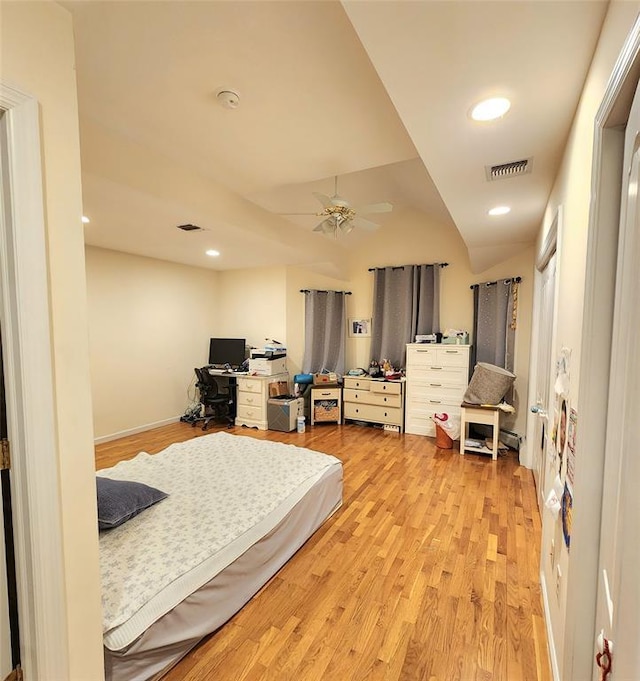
343,376,405,431
235,373,289,430
405,344,470,437
310,385,342,425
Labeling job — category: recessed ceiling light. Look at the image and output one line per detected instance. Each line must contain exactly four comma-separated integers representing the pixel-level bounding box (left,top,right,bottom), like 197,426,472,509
206,249,220,257
471,97,511,121
488,206,511,216
82,215,90,224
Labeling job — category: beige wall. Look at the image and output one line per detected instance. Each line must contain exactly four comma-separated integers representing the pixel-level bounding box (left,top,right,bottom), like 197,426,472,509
217,267,288,351
535,1,640,676
85,247,220,439
86,206,535,441
1,1,104,677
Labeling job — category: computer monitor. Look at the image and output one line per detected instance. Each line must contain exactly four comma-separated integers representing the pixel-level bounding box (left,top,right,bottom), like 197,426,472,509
208,338,246,369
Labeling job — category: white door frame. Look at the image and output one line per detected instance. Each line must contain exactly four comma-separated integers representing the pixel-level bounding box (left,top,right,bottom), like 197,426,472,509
527,206,560,504
562,16,640,681
0,83,70,679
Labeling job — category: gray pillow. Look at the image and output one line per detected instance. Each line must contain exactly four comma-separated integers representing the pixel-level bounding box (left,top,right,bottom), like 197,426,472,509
96,476,168,530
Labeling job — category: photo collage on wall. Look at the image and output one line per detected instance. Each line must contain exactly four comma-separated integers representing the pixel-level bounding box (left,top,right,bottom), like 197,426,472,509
546,347,576,551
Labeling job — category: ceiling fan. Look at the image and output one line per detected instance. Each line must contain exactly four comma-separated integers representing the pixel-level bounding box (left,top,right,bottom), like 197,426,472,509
281,176,393,236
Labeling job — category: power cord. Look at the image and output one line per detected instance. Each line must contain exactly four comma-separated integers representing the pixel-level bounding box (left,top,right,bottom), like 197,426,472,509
180,372,202,423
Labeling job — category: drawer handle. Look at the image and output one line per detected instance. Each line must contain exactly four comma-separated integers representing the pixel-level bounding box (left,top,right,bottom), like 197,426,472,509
417,349,431,353
429,400,442,404
383,397,387,402
320,392,332,396
247,397,255,404
431,367,443,370
429,383,442,387
445,350,459,354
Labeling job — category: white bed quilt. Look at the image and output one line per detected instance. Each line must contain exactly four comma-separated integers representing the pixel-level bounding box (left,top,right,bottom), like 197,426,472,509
99,432,341,651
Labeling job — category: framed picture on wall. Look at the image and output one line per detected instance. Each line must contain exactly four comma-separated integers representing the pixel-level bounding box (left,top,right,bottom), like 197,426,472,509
348,318,371,337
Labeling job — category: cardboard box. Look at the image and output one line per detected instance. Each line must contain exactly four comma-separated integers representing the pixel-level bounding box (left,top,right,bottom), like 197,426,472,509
313,372,338,384
268,380,289,398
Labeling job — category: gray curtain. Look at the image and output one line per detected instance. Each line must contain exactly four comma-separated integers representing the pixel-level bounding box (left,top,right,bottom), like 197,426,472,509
471,279,517,372
302,290,346,375
370,264,440,368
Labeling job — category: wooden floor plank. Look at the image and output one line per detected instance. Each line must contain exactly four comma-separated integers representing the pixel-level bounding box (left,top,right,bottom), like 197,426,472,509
96,421,552,681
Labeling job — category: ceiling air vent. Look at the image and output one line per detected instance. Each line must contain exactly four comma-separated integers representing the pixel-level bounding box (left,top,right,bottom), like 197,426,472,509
177,223,204,232
486,158,532,181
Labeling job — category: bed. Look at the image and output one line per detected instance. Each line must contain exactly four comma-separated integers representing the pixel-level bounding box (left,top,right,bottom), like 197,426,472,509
97,431,343,681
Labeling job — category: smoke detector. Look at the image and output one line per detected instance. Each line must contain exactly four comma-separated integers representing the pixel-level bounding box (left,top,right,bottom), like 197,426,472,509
216,89,240,110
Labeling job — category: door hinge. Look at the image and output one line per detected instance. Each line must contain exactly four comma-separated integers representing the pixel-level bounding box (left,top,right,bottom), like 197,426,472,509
4,665,23,681
1,438,9,471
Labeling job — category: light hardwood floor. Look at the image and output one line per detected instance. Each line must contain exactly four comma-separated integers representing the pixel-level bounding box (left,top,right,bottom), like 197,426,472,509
95,421,551,681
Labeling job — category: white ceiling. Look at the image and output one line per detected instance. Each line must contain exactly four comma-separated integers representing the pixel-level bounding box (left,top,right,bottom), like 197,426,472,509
64,0,608,274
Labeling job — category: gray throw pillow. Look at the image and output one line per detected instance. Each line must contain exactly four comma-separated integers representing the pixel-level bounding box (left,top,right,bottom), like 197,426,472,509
96,476,168,530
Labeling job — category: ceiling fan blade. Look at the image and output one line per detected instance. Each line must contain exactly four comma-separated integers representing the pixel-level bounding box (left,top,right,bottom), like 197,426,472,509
351,216,380,231
312,192,335,209
356,201,393,214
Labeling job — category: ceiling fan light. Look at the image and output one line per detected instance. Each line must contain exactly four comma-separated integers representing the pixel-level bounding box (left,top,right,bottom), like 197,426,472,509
470,97,511,121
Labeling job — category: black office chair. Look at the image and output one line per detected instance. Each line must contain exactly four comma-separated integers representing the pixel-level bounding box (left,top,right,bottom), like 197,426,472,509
191,367,234,430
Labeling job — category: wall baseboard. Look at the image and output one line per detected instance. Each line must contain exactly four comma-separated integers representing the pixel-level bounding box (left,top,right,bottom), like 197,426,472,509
94,416,181,444
540,570,561,681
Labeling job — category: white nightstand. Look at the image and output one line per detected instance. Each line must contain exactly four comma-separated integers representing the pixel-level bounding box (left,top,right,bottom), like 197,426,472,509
459,403,501,460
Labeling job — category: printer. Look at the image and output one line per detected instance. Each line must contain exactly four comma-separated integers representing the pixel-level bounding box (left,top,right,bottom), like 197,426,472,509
249,342,287,375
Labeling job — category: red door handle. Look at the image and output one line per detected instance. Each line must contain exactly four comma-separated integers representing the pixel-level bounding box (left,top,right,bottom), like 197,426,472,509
596,635,612,681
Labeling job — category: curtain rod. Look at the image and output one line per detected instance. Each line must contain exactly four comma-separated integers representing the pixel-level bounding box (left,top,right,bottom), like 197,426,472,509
299,289,352,295
368,263,449,272
469,276,522,290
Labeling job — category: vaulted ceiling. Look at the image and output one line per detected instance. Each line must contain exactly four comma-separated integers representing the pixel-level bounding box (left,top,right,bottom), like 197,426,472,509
64,0,608,274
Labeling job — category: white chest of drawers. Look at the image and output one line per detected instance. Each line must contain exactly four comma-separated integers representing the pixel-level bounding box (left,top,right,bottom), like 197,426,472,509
235,373,289,430
343,376,405,432
405,344,470,437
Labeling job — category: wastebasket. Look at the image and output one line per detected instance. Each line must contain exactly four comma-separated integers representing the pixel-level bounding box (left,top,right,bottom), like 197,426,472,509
435,424,453,449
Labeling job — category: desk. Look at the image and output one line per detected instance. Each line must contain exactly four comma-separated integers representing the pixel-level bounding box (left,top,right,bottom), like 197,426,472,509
235,373,289,430
459,403,500,460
